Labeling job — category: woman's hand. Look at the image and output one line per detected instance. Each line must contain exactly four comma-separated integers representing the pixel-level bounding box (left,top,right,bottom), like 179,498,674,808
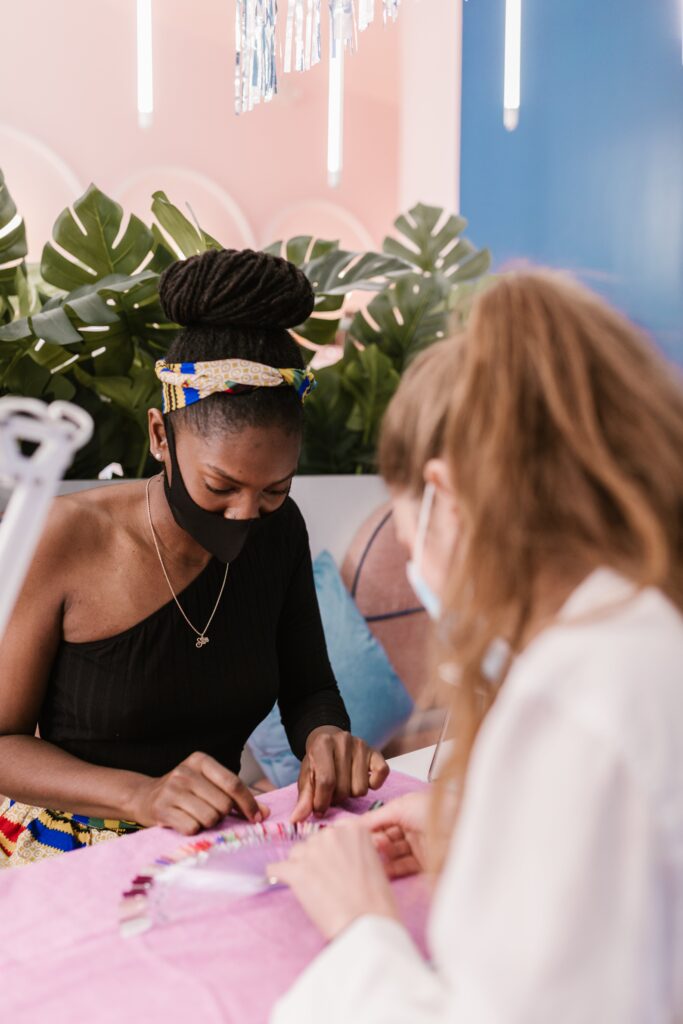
131,751,270,835
268,821,399,941
359,792,430,879
291,727,390,822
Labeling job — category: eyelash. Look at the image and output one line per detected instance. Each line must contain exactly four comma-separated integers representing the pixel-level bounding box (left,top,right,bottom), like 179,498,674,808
205,484,288,497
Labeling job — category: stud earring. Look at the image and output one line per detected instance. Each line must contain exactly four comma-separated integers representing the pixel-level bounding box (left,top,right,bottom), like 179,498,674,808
155,452,163,462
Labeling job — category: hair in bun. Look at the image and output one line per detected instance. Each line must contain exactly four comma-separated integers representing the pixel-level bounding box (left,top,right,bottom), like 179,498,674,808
159,248,315,331
160,248,314,438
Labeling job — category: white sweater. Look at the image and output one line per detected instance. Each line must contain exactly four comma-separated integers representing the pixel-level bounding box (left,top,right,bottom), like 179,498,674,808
272,570,683,1023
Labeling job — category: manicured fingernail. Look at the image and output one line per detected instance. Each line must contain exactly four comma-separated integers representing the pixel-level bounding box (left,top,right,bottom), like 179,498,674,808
254,812,263,823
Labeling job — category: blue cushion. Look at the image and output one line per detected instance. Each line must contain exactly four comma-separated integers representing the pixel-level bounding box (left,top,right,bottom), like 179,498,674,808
248,550,414,788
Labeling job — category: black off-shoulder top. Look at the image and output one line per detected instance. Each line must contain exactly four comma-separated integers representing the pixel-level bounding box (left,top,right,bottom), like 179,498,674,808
39,499,350,777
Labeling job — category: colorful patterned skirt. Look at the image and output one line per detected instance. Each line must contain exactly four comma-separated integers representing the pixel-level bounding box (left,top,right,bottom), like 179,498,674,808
0,798,141,867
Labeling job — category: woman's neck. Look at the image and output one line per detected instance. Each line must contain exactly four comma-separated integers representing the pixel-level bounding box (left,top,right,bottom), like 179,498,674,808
519,558,597,649
144,473,211,569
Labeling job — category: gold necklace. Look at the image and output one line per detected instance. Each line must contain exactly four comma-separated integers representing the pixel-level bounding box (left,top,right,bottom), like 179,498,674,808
145,475,230,649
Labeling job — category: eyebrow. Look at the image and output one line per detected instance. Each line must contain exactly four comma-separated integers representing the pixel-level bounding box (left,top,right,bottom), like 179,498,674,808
205,465,297,488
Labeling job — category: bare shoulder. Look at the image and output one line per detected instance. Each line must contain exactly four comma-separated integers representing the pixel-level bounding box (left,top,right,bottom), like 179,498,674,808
26,481,146,585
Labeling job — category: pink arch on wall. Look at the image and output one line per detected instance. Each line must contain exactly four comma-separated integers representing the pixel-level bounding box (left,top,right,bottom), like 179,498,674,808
0,125,83,260
262,200,375,251
114,165,257,250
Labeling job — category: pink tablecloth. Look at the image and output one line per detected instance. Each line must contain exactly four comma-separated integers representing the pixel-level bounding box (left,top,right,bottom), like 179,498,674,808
1,772,430,1023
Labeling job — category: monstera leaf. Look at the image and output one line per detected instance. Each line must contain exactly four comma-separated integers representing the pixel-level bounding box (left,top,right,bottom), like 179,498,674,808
298,209,491,472
265,237,343,349
40,184,169,292
0,271,177,372
0,170,28,298
66,384,145,479
0,174,493,479
299,367,359,474
304,248,410,296
384,203,491,284
84,270,179,356
0,183,192,478
75,362,159,431
267,235,411,349
341,343,401,449
151,190,222,259
0,348,76,402
349,273,449,373
265,236,339,266
331,344,401,468
13,263,43,319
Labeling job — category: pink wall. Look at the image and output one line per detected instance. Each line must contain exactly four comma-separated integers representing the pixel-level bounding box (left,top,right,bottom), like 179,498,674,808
399,0,461,214
0,0,401,256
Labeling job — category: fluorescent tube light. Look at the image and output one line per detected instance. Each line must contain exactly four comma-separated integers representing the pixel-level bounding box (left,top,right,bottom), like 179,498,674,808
137,0,154,128
327,44,344,186
503,0,521,131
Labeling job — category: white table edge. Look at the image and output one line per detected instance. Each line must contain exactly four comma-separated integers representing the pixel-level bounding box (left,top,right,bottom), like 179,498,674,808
386,744,436,784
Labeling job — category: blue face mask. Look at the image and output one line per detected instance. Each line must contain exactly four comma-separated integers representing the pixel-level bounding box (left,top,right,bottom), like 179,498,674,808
406,485,512,686
406,483,443,621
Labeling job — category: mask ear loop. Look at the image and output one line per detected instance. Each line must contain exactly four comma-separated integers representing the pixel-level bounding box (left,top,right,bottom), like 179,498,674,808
428,660,459,785
162,414,193,502
413,482,436,575
413,482,447,784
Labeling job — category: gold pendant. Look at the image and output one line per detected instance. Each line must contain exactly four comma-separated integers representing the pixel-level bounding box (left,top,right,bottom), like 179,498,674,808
196,636,210,649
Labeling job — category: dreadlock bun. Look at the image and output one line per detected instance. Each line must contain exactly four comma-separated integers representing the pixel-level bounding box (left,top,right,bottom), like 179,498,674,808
160,248,310,437
159,248,315,331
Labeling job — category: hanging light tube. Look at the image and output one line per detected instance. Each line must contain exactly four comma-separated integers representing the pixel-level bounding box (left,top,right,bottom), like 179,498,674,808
327,8,345,188
137,0,154,128
503,0,522,131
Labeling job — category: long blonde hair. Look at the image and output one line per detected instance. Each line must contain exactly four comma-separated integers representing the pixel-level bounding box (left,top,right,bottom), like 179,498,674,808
380,269,683,864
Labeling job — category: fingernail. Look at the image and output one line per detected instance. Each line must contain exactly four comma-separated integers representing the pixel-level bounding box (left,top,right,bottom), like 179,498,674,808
254,812,263,823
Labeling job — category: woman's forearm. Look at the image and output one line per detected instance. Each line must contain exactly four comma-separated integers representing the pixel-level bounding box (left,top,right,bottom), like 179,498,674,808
0,735,149,821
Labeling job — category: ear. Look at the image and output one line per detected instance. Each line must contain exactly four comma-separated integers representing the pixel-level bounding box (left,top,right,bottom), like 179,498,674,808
148,409,168,464
424,458,456,504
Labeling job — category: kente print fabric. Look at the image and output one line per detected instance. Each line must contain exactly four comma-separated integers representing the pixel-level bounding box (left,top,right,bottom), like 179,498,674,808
155,359,317,413
0,797,140,867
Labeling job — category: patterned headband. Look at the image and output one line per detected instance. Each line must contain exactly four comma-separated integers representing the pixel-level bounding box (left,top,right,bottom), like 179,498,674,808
155,359,317,413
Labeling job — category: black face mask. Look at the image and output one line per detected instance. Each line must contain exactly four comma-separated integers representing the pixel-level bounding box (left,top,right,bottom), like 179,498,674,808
163,418,257,564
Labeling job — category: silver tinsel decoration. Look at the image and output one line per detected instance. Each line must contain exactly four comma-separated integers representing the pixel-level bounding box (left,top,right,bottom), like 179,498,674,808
382,0,400,23
329,0,356,57
357,0,375,32
235,0,278,113
284,0,322,72
235,0,400,114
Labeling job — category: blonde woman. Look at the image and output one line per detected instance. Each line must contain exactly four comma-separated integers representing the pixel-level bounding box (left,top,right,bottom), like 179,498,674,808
269,271,683,1022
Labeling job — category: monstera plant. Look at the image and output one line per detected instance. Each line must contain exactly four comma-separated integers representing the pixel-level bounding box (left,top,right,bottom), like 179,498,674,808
0,170,490,477
284,206,492,472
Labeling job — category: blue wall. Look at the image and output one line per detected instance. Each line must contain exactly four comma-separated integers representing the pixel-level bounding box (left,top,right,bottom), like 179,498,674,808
461,0,683,360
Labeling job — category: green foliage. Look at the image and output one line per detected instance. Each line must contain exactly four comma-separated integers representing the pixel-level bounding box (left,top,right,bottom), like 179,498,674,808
151,190,222,258
0,182,183,475
0,174,491,477
299,204,491,472
265,236,410,351
0,169,28,299
41,185,162,290
383,202,491,283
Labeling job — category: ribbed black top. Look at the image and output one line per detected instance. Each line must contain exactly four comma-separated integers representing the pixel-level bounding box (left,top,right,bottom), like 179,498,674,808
39,499,349,777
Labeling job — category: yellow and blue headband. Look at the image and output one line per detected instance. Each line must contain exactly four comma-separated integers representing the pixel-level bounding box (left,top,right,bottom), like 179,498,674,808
155,358,317,414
